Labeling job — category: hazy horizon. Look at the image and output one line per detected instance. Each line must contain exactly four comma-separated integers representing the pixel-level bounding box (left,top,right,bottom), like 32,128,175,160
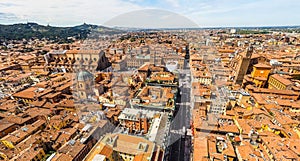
1,21,299,29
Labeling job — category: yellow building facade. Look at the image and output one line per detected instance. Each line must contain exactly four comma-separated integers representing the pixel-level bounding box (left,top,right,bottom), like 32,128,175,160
268,74,292,90
250,63,271,88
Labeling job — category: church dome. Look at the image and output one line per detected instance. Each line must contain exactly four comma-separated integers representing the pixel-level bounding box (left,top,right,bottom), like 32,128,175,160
76,69,94,81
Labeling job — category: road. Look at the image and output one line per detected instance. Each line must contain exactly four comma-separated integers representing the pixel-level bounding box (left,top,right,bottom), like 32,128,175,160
167,59,192,161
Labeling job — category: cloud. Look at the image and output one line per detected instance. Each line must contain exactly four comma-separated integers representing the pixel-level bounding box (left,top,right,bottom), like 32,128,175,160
0,0,299,27
0,0,143,26
127,0,144,2
0,12,19,21
184,0,300,27
164,0,180,8
0,2,20,7
104,9,198,28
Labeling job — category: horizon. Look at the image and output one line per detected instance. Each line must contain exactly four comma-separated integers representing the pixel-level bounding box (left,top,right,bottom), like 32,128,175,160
1,21,300,29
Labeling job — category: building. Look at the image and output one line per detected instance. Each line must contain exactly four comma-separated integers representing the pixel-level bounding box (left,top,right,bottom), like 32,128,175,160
84,133,164,161
192,70,212,86
231,46,254,84
75,69,95,100
14,147,46,161
127,54,151,70
261,137,300,160
111,55,127,71
12,86,53,103
1,119,45,145
243,63,271,88
0,120,18,138
163,54,185,70
191,82,211,108
245,84,299,100
148,71,178,87
118,108,154,134
268,74,293,90
52,140,90,161
46,49,111,73
131,86,177,114
207,136,237,161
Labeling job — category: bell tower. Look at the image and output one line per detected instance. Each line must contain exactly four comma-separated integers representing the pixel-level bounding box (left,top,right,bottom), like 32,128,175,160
76,69,94,100
234,45,253,85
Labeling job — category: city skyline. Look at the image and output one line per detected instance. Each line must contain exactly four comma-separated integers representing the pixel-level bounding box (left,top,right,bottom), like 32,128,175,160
1,4,300,160
0,0,299,27
1,1,300,161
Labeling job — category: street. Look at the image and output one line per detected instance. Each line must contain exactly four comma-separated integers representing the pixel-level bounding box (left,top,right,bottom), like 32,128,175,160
168,58,192,161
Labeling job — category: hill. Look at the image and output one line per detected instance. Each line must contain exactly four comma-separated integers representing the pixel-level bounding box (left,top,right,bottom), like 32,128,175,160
0,22,123,43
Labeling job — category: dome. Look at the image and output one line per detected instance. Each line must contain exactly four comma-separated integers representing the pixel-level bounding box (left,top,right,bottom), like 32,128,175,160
76,69,94,81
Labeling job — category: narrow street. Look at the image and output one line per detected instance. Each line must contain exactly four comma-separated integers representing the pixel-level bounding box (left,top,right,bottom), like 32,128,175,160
168,58,192,161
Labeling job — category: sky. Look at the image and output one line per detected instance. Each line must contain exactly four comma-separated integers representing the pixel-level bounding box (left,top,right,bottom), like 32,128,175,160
0,0,299,28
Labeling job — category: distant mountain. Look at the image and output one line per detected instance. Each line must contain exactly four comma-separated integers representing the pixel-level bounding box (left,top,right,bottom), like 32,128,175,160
0,22,124,43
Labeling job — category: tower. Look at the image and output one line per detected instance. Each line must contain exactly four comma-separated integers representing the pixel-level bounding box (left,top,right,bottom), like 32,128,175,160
76,69,94,101
234,45,253,85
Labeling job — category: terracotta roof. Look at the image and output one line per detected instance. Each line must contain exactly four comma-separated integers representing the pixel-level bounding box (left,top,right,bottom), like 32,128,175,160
2,115,33,125
52,153,73,161
0,120,15,133
13,87,53,100
58,140,86,158
99,144,113,157
253,63,271,69
16,147,44,161
101,133,155,159
193,136,208,161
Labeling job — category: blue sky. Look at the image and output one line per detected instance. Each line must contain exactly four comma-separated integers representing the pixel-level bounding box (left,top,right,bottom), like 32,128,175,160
0,0,299,27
